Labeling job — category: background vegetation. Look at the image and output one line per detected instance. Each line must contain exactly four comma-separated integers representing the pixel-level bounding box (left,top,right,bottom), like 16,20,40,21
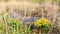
0,0,60,34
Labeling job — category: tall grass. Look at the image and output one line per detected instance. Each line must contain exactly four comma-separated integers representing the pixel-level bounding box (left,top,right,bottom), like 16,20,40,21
0,0,60,34
0,10,32,34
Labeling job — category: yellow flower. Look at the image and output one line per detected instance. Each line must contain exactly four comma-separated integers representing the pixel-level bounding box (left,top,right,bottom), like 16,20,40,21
41,18,51,24
34,18,51,27
34,19,42,26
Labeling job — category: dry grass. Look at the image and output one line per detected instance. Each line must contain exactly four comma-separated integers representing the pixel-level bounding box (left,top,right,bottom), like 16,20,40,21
0,0,60,34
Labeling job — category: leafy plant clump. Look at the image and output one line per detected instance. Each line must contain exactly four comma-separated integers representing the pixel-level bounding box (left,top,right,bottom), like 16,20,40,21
10,18,23,29
34,18,51,30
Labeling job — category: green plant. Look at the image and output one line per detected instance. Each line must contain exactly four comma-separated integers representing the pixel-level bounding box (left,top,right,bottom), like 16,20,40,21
26,24,31,34
0,23,5,32
33,0,45,3
34,18,51,34
1,10,5,21
11,20,19,29
10,18,24,34
19,21,23,34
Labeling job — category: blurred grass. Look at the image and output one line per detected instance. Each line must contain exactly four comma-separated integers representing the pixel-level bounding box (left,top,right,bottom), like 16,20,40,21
0,10,32,34
0,10,55,34
33,0,45,3
0,0,60,34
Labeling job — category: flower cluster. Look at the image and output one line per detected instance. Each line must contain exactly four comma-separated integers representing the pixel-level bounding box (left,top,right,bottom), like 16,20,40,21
34,18,51,30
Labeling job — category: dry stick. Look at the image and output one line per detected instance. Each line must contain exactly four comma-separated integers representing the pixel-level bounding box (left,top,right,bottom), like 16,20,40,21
12,20,14,34
3,17,8,34
41,7,44,18
3,19,8,34
17,19,19,34
6,20,8,34
6,18,9,34
39,29,41,34
47,30,50,34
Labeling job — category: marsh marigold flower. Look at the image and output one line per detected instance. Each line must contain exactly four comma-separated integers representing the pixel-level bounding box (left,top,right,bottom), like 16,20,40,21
34,18,51,27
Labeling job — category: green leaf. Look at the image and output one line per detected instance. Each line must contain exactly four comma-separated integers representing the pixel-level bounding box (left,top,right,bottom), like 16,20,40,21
1,10,4,20
11,20,19,29
0,24,5,31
